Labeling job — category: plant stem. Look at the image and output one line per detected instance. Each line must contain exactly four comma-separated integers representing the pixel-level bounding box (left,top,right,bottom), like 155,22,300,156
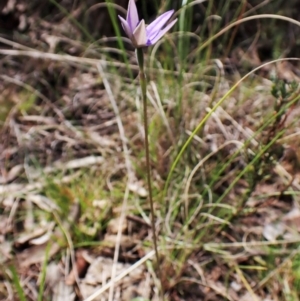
136,47,162,294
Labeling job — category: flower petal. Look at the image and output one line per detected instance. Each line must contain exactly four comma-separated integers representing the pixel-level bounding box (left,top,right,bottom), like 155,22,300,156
127,0,139,32
148,18,177,45
146,10,174,40
133,19,147,47
118,16,133,39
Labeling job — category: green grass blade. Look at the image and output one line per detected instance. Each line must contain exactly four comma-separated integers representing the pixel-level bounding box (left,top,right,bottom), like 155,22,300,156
105,0,133,79
163,57,300,203
38,243,51,301
9,265,27,301
48,0,95,42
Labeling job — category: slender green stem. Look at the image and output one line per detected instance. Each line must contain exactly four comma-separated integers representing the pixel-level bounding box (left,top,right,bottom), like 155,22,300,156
136,47,162,294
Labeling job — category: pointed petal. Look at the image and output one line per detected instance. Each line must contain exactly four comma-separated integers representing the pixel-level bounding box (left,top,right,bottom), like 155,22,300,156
148,18,177,45
127,0,139,32
133,19,147,47
146,10,174,40
118,15,133,38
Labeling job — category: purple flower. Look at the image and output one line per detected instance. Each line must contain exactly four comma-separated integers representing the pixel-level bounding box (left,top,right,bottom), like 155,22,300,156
118,0,177,48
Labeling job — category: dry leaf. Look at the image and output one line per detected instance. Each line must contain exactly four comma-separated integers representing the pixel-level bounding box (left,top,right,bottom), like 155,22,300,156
263,223,285,241
107,217,128,235
104,234,135,249
283,207,300,231
14,222,55,247
65,250,89,286
128,182,147,198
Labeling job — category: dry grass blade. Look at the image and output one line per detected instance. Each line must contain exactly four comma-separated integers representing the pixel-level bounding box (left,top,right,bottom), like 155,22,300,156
82,250,155,301
96,62,133,301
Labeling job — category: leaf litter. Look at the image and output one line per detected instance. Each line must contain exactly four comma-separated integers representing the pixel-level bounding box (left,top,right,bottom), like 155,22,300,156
1,1,300,300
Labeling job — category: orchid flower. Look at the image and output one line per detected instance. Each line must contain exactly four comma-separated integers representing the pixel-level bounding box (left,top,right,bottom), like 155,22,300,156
118,0,177,48
117,1,177,289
